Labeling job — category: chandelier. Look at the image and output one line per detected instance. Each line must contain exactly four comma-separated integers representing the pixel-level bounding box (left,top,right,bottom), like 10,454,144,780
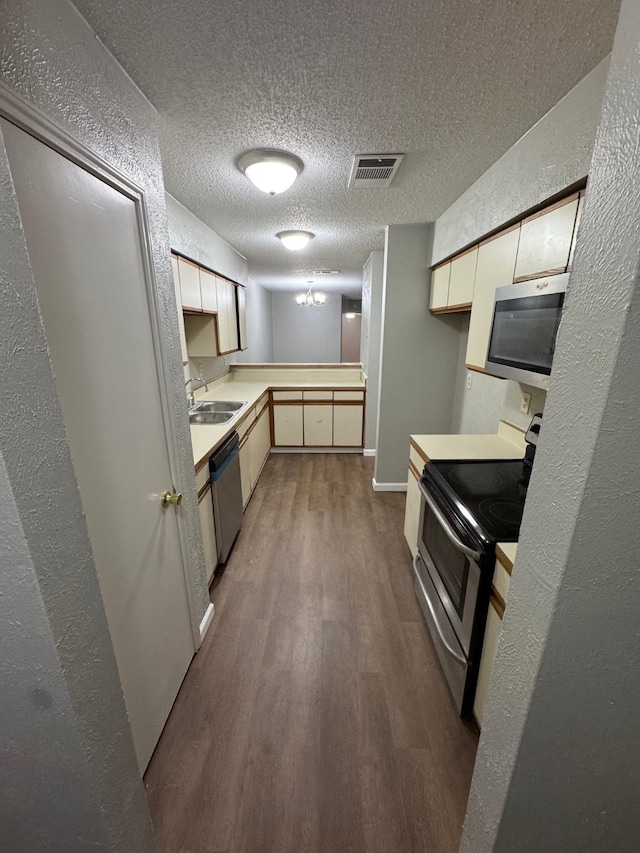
296,284,325,307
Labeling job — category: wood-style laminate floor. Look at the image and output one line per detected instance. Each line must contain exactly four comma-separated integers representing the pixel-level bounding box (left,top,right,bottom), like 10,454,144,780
144,454,477,853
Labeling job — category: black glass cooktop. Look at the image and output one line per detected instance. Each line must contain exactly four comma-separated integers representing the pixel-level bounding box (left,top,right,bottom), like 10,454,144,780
424,459,529,547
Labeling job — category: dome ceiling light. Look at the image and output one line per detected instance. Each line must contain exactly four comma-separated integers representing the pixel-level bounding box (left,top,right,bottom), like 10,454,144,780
276,230,315,251
238,149,303,195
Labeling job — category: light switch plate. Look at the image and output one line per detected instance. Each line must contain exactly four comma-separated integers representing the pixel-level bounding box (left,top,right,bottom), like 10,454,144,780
466,373,473,390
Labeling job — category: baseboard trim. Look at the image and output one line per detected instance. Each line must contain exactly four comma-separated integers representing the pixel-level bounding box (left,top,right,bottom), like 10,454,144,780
363,448,376,457
198,602,215,645
372,478,408,492
270,447,362,454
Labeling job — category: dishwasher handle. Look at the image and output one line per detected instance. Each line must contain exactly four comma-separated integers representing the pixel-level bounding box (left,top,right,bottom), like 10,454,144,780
210,431,240,480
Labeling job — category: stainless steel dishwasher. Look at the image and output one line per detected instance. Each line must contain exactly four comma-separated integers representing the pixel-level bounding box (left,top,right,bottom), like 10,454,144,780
209,431,243,564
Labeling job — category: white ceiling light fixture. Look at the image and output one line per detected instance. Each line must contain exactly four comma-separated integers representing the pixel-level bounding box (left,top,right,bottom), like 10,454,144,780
296,282,325,308
276,230,315,251
238,149,303,195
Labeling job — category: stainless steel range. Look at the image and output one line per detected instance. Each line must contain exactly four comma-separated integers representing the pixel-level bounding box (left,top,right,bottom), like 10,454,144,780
413,415,541,718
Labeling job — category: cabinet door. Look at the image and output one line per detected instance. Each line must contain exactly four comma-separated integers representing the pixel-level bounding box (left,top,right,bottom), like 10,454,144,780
303,404,333,446
333,404,363,447
465,227,520,371
250,408,271,488
200,268,218,313
178,256,202,311
567,193,584,270
237,285,248,350
473,599,502,727
198,485,218,583
514,196,579,281
448,247,478,308
273,404,303,446
171,255,189,365
403,470,421,556
239,438,252,508
227,283,239,352
430,262,450,311
215,276,230,353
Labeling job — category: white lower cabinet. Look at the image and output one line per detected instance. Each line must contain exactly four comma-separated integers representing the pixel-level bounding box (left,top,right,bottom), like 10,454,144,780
404,470,422,556
333,405,363,446
198,484,218,583
239,439,252,507
473,601,502,727
303,404,333,446
273,404,304,446
250,407,271,485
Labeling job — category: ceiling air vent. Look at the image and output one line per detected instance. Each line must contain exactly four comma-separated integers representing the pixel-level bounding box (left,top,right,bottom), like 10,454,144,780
348,153,404,188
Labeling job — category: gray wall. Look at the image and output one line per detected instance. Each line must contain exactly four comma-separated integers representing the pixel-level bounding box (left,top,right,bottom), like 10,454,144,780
360,251,384,450
432,56,609,264
462,2,640,848
0,0,212,848
271,290,342,362
232,277,274,364
374,225,462,485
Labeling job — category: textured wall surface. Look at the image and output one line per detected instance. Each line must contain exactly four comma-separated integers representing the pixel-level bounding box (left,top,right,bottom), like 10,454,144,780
374,225,462,484
0,0,214,847
271,290,342,363
360,251,384,450
462,1,640,848
450,316,546,434
432,57,609,264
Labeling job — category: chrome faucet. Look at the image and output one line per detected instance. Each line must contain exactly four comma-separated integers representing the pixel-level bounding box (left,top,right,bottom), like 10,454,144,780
185,377,209,408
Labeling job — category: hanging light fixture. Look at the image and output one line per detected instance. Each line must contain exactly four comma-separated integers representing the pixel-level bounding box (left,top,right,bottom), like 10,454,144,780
276,230,315,251
296,282,325,307
238,149,303,195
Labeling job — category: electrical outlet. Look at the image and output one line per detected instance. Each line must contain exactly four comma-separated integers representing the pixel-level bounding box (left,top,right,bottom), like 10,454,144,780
198,362,204,378
466,373,473,390
520,391,532,414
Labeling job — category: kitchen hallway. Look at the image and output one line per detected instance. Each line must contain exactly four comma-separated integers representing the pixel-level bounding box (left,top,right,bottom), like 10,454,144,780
144,454,477,852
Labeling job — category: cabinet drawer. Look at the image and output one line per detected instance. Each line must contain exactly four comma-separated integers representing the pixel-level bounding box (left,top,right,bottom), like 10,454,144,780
273,390,303,401
334,390,364,401
195,463,210,493
303,390,333,401
409,444,425,473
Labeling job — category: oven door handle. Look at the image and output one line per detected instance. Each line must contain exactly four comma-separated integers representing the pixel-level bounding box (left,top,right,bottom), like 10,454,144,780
412,554,466,666
418,481,481,562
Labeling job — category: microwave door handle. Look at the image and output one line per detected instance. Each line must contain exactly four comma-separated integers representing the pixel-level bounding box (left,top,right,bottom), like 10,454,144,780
418,481,481,562
412,555,466,666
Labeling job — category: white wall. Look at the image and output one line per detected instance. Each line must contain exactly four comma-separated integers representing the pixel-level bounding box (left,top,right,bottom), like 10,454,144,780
436,58,608,434
360,251,384,450
271,290,342,362
432,56,609,264
374,225,462,485
0,0,189,847
231,276,274,363
463,3,640,846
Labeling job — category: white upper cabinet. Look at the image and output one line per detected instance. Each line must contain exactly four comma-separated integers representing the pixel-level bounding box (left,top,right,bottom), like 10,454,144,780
514,194,579,281
170,254,189,365
237,285,248,351
448,246,478,308
215,276,231,354
177,256,202,311
226,283,239,352
465,226,520,371
199,268,218,313
430,261,451,311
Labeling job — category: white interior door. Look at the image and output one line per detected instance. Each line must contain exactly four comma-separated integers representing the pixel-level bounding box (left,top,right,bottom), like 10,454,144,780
2,119,195,771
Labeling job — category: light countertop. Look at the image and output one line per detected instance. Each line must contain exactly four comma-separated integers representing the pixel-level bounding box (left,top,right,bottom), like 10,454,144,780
189,373,366,469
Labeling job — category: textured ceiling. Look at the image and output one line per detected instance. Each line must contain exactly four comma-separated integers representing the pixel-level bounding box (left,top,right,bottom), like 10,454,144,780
73,0,620,295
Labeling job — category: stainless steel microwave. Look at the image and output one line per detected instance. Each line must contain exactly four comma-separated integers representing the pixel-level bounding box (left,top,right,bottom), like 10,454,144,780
484,274,569,389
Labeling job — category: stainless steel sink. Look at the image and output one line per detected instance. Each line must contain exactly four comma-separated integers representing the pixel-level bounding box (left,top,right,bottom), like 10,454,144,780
192,400,247,413
188,410,235,425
